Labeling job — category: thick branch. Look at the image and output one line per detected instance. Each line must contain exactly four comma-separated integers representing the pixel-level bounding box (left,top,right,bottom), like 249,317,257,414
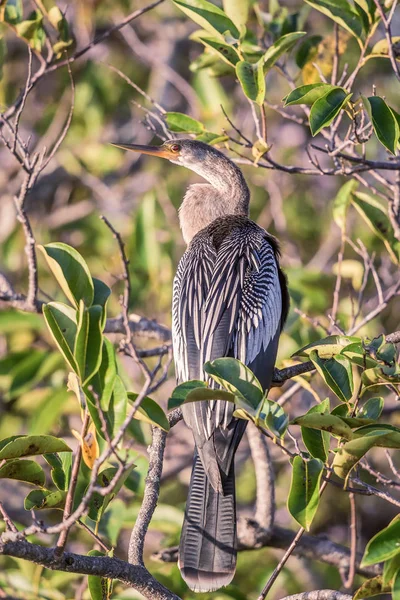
129,409,182,565
0,540,180,600
154,524,381,580
279,592,352,600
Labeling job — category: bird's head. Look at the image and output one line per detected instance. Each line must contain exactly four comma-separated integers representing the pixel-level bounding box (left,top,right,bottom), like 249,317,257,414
111,138,224,169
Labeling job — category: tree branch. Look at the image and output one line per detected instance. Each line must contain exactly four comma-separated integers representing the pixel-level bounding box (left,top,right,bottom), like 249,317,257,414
0,540,181,600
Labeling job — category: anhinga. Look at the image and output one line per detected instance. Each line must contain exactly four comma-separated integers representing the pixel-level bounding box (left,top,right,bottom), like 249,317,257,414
115,139,289,593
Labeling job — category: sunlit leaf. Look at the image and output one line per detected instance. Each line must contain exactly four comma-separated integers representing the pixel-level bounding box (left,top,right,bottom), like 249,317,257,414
304,0,363,39
0,435,71,460
333,429,391,479
358,397,384,420
309,88,352,136
363,96,400,155
301,398,330,461
222,0,249,29
38,243,94,309
236,59,265,105
165,112,205,133
292,412,353,439
263,399,289,437
196,35,240,66
262,31,306,71
204,357,263,412
42,302,78,373
0,459,45,487
309,350,354,402
283,83,336,106
362,517,400,566
295,335,360,358
127,393,170,432
24,488,66,510
172,0,240,39
74,302,103,385
168,380,207,409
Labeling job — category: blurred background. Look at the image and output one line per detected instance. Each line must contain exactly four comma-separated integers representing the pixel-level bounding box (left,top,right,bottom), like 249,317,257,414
1,0,400,598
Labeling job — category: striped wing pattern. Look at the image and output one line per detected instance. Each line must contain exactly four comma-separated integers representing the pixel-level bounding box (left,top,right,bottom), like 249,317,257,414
172,217,283,489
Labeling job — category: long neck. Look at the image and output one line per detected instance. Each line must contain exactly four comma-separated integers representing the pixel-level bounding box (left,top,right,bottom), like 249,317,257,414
178,153,250,245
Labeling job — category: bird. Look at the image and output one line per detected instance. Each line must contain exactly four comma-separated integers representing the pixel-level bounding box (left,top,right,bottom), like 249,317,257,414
113,138,289,593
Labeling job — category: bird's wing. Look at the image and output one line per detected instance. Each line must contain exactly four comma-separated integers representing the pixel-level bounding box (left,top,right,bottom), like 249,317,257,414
172,222,285,489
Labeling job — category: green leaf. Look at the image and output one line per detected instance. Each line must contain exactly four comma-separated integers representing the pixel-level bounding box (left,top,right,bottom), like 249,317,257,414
304,0,363,39
165,112,205,134
0,435,71,460
204,357,264,412
222,0,249,28
24,489,66,510
168,380,207,410
44,453,67,491
196,132,229,144
0,459,45,487
2,0,23,24
371,37,400,59
393,569,400,600
197,35,240,66
358,397,384,420
351,191,400,264
48,5,73,56
295,35,323,69
352,424,400,449
172,0,240,39
87,550,111,600
185,387,237,404
92,278,111,329
353,576,387,600
43,302,78,372
283,83,336,106
74,302,104,385
301,398,330,461
364,96,400,155
38,243,94,309
93,338,117,411
263,399,289,437
127,393,170,432
105,375,127,439
236,59,265,105
292,412,353,439
263,31,306,71
340,342,379,369
309,88,352,136
15,10,45,51
295,335,360,359
383,554,400,587
0,35,6,81
310,350,354,403
333,180,359,232
362,518,400,566
332,429,391,479
87,465,135,521
287,456,324,530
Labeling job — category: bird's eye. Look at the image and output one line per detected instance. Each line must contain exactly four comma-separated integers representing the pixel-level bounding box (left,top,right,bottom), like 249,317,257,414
170,143,181,153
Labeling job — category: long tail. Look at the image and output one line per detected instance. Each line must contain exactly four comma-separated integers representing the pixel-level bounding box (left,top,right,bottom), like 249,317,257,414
178,451,236,593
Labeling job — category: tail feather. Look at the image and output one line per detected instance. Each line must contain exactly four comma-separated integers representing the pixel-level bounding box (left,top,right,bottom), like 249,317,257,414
178,452,236,593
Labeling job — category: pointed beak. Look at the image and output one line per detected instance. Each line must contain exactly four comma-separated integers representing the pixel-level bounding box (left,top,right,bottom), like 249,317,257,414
110,142,176,160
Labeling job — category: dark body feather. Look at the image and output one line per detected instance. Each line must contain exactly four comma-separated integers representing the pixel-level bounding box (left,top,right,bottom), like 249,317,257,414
173,214,288,592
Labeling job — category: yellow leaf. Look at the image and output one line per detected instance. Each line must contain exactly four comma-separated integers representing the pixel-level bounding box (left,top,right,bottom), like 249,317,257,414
81,422,99,469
